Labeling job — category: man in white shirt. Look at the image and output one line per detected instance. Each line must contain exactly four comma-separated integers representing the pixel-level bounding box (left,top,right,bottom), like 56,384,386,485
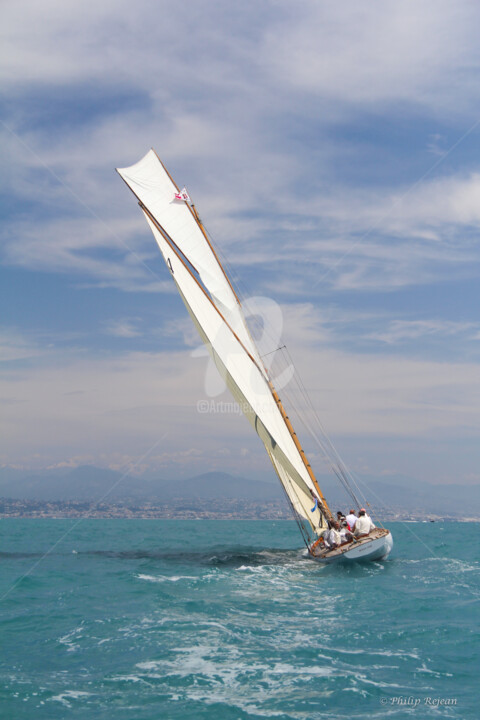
324,521,341,548
339,526,353,543
354,509,375,537
345,509,357,531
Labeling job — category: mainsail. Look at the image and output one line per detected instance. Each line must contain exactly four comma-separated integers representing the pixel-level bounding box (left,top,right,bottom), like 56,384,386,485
117,151,331,541
117,150,263,369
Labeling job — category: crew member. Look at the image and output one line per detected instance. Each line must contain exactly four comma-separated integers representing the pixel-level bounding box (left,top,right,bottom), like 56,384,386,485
345,509,357,531
353,508,375,537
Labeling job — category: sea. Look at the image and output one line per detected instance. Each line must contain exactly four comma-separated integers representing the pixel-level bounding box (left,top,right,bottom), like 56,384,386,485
0,519,478,719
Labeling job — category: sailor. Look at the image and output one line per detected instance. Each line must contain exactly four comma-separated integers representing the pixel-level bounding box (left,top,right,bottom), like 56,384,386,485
336,510,347,528
353,508,375,537
345,509,357,531
339,525,352,544
325,520,341,548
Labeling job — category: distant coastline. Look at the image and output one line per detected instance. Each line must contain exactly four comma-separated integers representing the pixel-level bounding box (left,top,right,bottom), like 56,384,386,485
2,466,480,522
0,497,290,520
1,497,477,522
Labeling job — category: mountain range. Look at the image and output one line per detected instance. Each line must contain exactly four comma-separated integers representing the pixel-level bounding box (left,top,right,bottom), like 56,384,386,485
1,465,479,517
0,466,280,503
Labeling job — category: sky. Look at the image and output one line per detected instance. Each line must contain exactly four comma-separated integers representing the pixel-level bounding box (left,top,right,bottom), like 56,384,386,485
2,0,480,489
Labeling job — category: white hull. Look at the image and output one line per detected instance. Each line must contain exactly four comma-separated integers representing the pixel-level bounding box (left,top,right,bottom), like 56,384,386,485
311,529,393,564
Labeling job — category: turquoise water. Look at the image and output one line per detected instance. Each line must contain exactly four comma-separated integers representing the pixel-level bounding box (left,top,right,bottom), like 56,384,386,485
0,520,478,719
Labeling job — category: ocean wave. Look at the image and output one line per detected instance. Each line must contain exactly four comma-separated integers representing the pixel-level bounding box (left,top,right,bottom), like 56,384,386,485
49,690,91,708
3,520,478,720
136,573,197,583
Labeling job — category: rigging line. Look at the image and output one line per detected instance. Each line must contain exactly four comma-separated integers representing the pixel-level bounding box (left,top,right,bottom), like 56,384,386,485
280,343,363,496
295,405,364,509
281,346,339,457
260,345,287,360
275,342,409,525
278,366,364,511
283,366,386,525
196,222,245,294
1,120,164,286
187,213,293,387
192,218,278,353
141,198,325,513
261,345,339,489
171,220,329,511
0,435,168,604
312,115,480,290
276,346,355,478
338,466,386,525
269,379,332,516
258,338,342,479
141,203,326,510
291,407,361,508
346,467,471,564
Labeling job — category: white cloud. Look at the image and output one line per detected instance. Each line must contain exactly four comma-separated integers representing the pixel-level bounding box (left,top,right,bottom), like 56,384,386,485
2,320,480,477
262,1,480,115
265,171,480,292
3,1,480,296
367,319,477,345
103,318,143,338
427,134,448,157
2,1,478,111
1,211,172,293
0,329,47,362
3,0,480,485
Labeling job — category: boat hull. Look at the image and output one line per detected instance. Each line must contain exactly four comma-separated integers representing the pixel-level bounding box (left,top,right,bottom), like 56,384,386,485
310,529,393,564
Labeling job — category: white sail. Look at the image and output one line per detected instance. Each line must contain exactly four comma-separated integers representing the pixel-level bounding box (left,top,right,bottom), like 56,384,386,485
267,451,325,533
117,152,330,535
117,151,265,373
141,210,327,533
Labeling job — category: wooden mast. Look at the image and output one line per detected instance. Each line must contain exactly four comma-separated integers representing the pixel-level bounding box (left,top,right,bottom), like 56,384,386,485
123,152,333,526
268,382,333,519
152,148,242,305
174,176,334,521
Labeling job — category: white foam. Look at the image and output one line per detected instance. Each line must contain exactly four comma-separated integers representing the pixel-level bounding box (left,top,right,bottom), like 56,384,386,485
136,660,160,671
58,625,84,652
135,573,196,583
108,674,151,685
416,662,453,677
236,565,267,572
50,690,90,707
270,662,333,677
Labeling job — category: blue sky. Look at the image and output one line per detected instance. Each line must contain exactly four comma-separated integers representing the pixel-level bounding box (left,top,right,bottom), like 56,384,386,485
2,0,480,488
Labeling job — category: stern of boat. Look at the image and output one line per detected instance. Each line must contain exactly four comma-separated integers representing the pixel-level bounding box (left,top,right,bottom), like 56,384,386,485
310,527,393,563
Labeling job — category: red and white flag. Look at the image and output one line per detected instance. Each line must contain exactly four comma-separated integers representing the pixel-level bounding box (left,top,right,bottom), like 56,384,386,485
174,187,191,203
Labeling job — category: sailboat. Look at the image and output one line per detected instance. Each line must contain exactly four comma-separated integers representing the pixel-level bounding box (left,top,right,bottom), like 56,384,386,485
117,150,393,563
